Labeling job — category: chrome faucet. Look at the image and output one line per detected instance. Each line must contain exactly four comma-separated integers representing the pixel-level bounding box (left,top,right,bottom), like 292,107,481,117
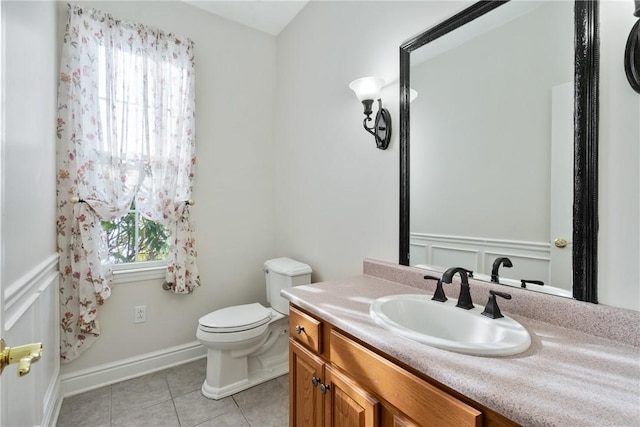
441,267,474,310
491,257,513,283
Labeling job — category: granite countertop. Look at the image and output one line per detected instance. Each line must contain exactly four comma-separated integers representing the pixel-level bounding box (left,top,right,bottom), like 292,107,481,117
282,274,640,427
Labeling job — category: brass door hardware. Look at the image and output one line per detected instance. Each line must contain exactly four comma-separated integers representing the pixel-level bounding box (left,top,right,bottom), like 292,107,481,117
554,238,570,248
0,339,43,377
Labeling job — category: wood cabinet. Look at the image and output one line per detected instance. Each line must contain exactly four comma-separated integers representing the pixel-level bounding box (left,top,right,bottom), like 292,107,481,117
290,338,380,427
289,305,380,427
289,305,517,427
290,339,324,426
324,364,380,427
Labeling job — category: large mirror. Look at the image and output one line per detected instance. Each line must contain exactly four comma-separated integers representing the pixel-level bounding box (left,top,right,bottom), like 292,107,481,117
399,0,599,302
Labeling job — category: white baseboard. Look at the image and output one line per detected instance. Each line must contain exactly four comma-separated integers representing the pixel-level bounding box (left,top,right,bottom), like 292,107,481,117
59,341,206,398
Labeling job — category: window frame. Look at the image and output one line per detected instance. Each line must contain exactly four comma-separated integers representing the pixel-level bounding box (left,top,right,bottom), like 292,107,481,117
110,259,167,285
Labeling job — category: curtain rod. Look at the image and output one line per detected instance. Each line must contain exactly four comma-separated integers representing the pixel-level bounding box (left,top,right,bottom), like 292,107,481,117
69,197,195,205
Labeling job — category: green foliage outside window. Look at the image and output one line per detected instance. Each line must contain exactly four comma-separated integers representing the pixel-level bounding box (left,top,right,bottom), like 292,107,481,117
102,204,170,264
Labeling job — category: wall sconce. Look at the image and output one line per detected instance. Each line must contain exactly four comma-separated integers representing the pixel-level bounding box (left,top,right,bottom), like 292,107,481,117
349,77,392,150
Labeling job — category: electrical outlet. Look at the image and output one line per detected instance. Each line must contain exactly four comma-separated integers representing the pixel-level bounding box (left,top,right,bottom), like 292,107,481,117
134,305,146,323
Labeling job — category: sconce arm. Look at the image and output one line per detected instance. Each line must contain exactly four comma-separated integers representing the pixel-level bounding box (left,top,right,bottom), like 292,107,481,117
358,99,391,150
362,116,378,137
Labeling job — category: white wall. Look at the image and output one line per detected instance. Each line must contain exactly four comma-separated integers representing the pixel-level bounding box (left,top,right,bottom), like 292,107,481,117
274,1,473,282
1,1,60,425
56,1,278,375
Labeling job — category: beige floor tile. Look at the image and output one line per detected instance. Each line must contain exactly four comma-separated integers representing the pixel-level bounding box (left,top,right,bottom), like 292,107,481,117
232,379,288,427
275,373,289,390
111,371,172,418
173,389,237,427
56,386,111,427
57,365,289,427
111,399,179,427
166,358,207,398
194,407,250,426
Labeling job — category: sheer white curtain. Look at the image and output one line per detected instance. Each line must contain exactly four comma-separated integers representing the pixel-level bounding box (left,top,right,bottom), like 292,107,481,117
56,4,199,362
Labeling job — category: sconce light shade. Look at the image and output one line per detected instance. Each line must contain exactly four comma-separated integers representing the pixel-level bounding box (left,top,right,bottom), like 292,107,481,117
349,77,384,101
410,88,418,103
349,77,391,150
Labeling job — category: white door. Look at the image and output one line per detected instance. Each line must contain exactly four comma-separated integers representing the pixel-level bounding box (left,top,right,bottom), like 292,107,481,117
1,1,60,425
549,82,574,291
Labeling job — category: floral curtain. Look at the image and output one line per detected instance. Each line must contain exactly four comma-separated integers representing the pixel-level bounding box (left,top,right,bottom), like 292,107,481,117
56,4,199,362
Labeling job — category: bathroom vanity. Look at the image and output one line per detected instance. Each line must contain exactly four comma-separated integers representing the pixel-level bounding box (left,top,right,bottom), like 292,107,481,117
288,305,508,426
283,260,640,427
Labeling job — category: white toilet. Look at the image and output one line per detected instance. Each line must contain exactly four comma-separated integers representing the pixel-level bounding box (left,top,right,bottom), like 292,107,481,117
196,257,312,399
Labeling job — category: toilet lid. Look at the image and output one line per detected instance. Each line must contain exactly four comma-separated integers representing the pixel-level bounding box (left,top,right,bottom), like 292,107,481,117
198,303,271,333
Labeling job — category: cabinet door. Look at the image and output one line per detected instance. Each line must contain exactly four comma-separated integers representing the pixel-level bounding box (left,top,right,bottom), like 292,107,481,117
389,413,419,427
324,364,380,427
330,330,482,427
290,339,325,427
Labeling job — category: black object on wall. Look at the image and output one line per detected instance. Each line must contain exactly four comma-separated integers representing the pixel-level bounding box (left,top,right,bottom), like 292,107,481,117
624,7,640,94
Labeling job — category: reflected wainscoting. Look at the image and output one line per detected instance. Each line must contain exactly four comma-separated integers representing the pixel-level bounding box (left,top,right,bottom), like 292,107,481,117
409,233,552,285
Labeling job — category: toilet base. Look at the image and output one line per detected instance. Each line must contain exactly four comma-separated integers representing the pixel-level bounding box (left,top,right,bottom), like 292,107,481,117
201,358,288,400
200,316,289,400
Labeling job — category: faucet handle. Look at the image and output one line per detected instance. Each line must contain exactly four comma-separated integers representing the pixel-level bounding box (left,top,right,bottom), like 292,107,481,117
481,290,512,319
424,275,447,302
521,279,544,288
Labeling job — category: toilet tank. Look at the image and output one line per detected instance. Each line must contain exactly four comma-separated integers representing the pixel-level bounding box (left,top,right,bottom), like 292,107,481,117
264,257,312,314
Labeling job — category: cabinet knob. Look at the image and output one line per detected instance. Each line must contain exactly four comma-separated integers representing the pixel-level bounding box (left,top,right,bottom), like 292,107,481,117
311,376,320,387
295,325,305,334
320,383,330,394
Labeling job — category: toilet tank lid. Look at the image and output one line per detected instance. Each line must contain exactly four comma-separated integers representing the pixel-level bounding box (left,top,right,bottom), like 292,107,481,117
264,257,312,276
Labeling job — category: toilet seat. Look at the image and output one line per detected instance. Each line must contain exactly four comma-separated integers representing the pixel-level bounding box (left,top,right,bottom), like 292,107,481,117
198,303,271,334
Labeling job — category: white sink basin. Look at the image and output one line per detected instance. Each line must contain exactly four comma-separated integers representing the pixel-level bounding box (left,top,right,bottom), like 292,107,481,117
370,294,531,356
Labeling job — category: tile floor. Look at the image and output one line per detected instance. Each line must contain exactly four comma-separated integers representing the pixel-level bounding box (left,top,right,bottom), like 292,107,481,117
56,358,289,427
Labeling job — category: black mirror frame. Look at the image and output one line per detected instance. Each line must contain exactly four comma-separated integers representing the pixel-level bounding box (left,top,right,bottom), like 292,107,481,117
399,0,599,303
624,20,640,93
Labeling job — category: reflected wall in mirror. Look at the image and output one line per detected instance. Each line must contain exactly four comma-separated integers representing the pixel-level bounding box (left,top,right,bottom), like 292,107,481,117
399,0,599,302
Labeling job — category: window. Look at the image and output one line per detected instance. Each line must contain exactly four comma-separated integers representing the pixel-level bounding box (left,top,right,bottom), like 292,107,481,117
94,45,178,267
102,202,170,264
